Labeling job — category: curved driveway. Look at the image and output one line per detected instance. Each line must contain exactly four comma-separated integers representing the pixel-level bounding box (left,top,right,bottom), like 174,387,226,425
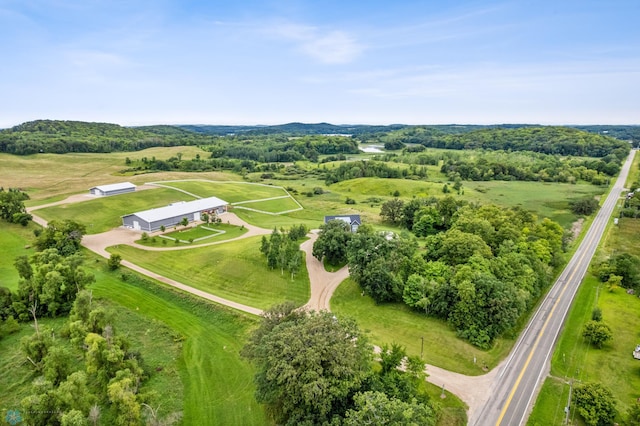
27,190,503,419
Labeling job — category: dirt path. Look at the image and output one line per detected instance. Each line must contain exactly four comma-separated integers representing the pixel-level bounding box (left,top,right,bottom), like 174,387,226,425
299,232,350,311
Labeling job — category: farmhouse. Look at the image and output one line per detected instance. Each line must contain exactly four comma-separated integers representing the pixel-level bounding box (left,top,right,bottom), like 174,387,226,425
122,196,228,232
89,182,136,197
324,214,361,232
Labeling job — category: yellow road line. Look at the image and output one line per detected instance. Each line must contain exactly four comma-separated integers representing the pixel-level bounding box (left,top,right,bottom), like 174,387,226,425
495,229,595,425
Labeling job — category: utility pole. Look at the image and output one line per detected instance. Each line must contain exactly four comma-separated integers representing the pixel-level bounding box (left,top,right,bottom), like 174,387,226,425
565,380,573,425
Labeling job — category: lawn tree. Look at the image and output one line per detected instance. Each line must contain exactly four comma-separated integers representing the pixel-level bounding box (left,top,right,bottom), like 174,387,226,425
582,320,612,348
260,226,305,277
35,220,86,255
107,253,122,270
242,306,372,425
312,219,352,266
344,391,437,426
380,198,404,225
573,382,617,426
0,187,32,225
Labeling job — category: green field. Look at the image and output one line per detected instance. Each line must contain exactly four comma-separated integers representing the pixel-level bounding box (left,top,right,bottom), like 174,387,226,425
331,278,512,375
90,267,269,425
107,236,310,309
137,223,248,246
153,180,289,203
0,222,38,291
35,187,197,234
0,147,211,203
234,196,301,214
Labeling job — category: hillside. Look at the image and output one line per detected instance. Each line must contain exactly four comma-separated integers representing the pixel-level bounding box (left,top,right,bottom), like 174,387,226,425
0,119,635,158
0,120,206,155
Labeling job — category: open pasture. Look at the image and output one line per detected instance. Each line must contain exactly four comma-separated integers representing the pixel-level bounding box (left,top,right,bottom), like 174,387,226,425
331,278,512,375
90,265,268,425
233,196,302,214
0,147,209,203
152,180,289,203
0,222,37,290
35,187,197,234
107,236,310,309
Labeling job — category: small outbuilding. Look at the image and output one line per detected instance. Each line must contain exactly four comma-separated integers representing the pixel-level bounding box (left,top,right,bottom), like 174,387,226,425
324,214,361,233
122,196,228,232
90,182,136,197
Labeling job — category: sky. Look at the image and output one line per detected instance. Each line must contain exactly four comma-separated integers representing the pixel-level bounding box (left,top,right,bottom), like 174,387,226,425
1,0,639,127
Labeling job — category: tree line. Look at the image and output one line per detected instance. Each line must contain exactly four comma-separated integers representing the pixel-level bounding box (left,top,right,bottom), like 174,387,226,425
314,198,566,348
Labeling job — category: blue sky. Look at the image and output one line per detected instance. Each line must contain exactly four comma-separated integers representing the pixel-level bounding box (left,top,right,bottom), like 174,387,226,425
1,0,639,127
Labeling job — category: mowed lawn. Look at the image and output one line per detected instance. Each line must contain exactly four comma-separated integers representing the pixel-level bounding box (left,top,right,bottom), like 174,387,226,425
34,187,197,234
234,196,301,214
0,222,38,290
91,266,269,425
107,236,310,309
331,278,513,376
153,180,290,203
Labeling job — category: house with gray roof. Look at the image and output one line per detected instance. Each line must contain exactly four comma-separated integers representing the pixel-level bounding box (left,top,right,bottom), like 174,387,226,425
324,214,361,232
122,196,227,232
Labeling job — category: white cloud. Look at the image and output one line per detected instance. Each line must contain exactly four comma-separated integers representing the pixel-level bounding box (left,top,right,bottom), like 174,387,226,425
268,22,363,64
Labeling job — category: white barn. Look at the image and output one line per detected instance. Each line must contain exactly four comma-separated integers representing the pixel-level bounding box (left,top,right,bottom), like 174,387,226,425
90,182,136,197
122,196,228,232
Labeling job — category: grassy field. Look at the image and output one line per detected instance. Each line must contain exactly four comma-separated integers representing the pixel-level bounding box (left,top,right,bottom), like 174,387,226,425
107,236,310,309
0,295,185,423
137,223,248,246
0,317,69,411
152,180,289,203
35,187,197,234
331,278,512,375
90,262,269,425
233,196,301,214
0,147,211,203
0,222,38,291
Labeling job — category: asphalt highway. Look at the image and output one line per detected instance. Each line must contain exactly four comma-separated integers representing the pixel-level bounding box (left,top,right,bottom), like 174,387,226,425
475,149,636,426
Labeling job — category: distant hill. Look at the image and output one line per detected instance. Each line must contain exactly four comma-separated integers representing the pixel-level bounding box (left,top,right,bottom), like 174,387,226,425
178,122,408,136
0,120,207,155
0,119,637,156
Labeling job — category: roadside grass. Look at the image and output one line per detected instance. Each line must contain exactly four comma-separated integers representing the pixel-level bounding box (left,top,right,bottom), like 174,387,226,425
529,217,640,423
233,196,301,214
153,180,288,203
423,382,468,426
331,278,512,375
601,217,640,257
625,149,640,188
90,262,268,425
0,222,37,291
34,187,197,234
527,377,571,426
107,236,310,309
136,223,248,246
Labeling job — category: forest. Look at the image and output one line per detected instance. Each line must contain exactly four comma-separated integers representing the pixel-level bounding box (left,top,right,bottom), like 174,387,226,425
314,198,566,348
0,120,635,159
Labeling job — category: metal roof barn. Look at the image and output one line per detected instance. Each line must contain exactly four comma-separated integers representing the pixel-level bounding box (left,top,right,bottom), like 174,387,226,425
89,182,136,196
122,196,228,232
